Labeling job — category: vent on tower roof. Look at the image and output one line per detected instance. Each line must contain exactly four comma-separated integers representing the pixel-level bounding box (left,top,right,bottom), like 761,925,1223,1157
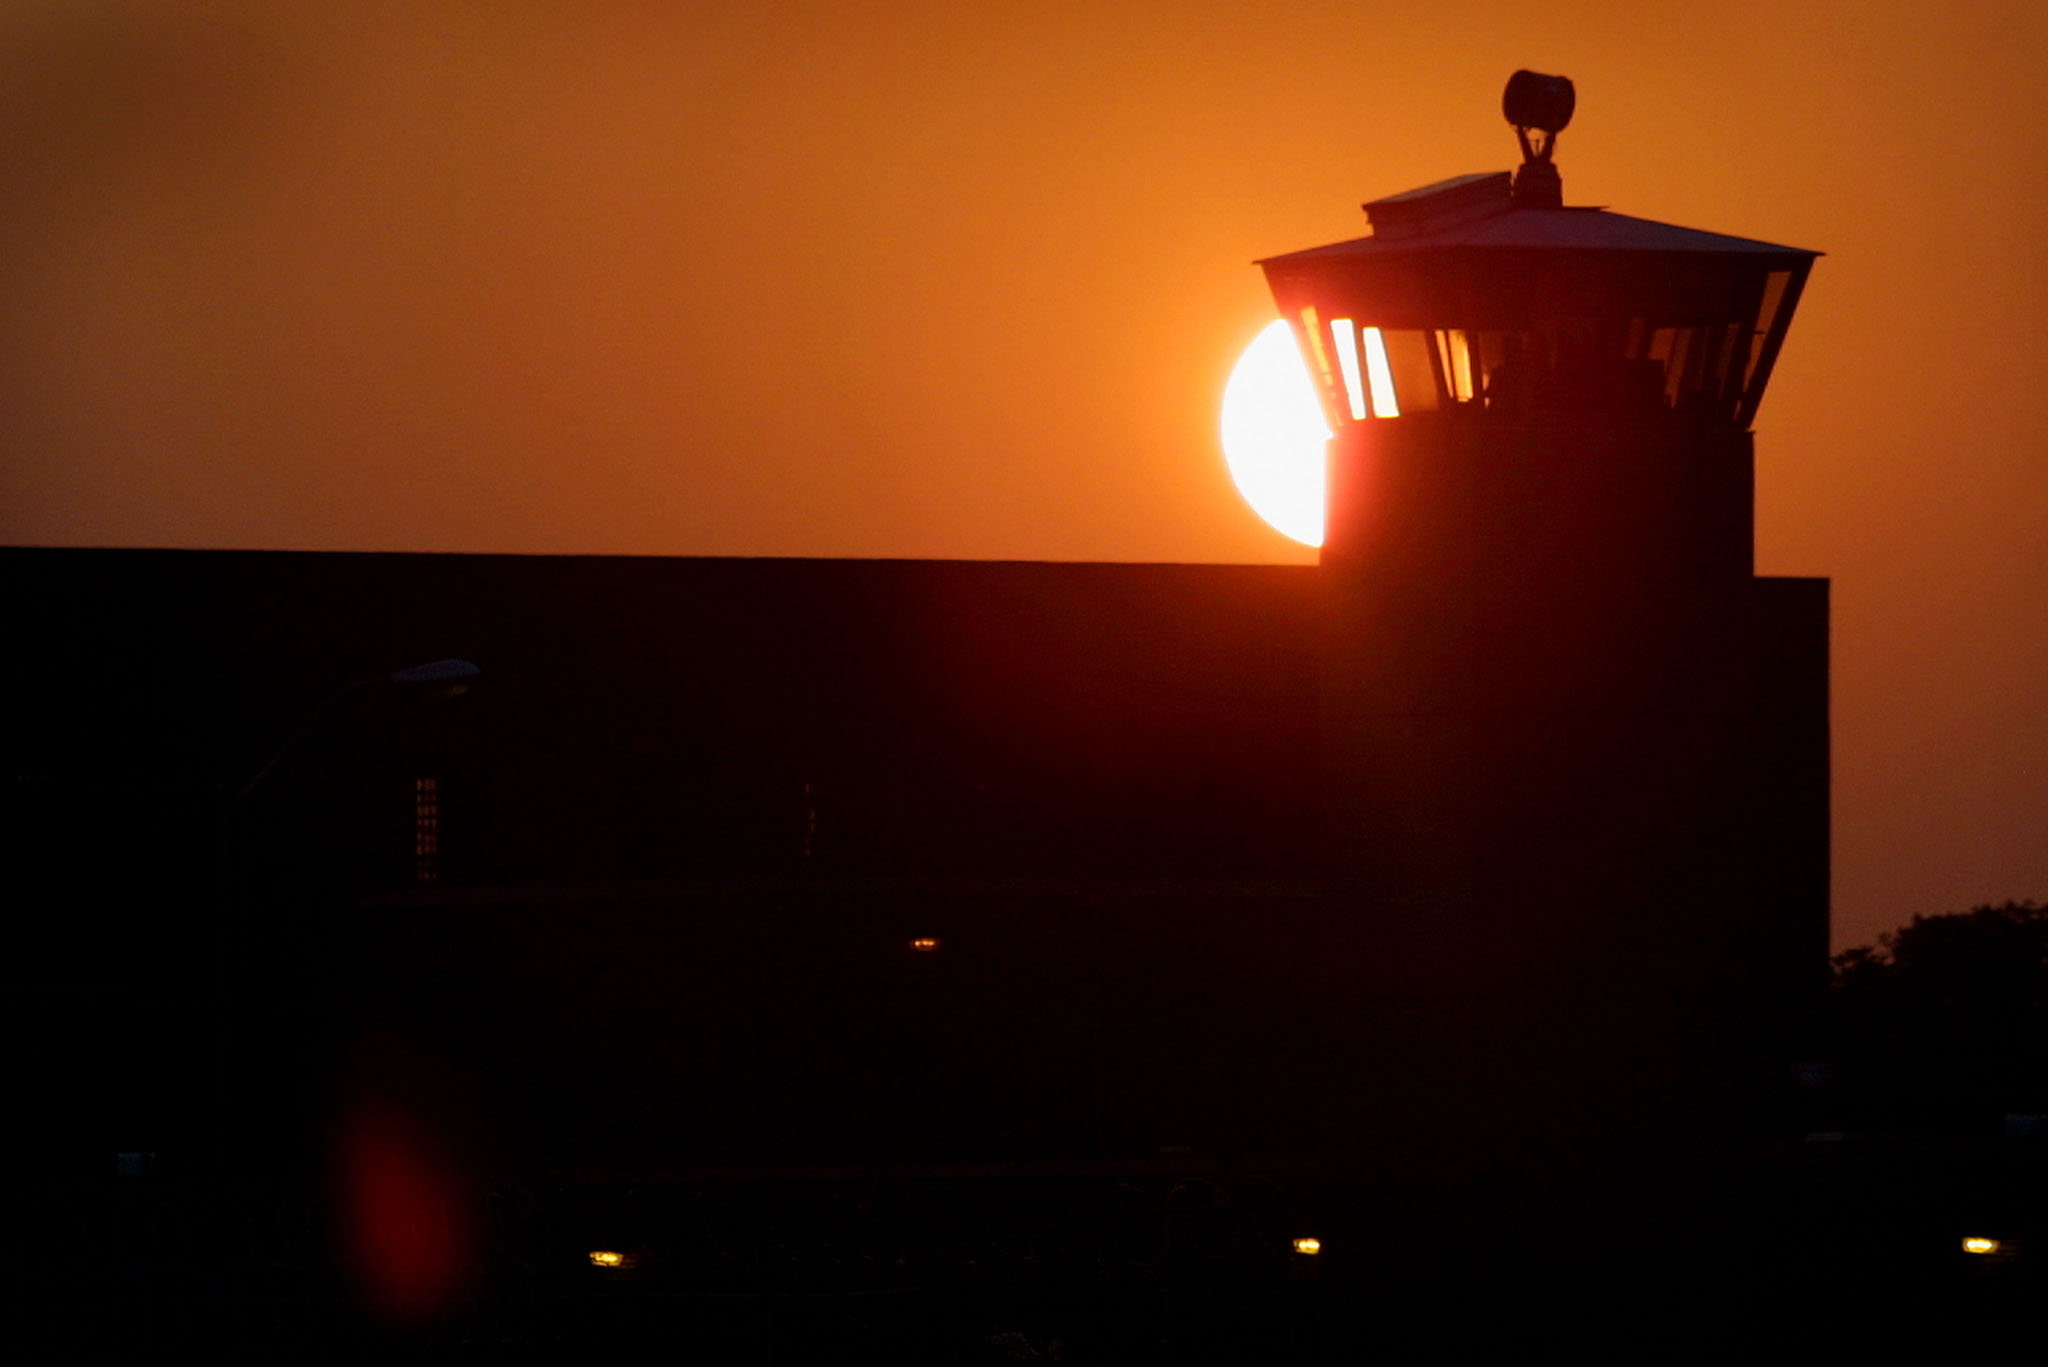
1362,172,1513,241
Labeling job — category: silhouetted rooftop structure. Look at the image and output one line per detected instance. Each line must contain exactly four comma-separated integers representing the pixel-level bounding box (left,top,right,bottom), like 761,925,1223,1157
1,78,1836,1345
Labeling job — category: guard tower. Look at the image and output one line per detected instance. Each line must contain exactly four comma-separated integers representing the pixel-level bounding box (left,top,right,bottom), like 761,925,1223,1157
1258,74,1828,1158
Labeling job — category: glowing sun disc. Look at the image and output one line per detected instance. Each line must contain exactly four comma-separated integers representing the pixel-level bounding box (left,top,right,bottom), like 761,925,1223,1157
1221,319,1328,547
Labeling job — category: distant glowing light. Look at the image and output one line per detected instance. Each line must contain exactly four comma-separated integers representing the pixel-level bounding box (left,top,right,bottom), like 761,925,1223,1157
1221,320,1328,547
910,937,940,952
590,1250,629,1268
1292,1237,1321,1255
1962,1237,2001,1256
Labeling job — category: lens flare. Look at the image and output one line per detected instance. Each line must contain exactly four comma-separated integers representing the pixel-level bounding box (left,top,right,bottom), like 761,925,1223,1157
1221,320,1328,547
338,1096,470,1323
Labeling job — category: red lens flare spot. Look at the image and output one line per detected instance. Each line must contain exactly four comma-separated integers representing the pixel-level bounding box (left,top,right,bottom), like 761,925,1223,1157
337,1096,470,1323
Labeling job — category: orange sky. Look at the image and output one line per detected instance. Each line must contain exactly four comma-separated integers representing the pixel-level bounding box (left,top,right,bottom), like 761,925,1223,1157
3,1,2044,950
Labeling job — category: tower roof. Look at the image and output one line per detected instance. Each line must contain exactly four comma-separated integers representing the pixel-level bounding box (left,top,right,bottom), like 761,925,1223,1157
1257,172,1818,267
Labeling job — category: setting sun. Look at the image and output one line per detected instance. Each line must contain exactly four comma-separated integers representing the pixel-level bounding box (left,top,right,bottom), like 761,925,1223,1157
1221,320,1327,547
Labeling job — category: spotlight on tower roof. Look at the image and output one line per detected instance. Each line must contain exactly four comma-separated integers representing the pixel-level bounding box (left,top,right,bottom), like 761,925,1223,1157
1503,70,1575,208
1503,69,1575,135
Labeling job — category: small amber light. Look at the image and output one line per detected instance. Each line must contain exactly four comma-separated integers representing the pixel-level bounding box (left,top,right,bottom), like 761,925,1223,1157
589,1250,627,1268
1962,1237,2000,1256
1292,1237,1321,1256
910,937,940,952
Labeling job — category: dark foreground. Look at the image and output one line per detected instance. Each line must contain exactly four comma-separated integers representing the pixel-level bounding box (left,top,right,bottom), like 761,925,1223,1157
11,1135,2042,1362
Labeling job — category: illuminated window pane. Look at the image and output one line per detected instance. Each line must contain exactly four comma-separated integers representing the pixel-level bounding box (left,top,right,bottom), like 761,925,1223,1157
1298,306,1335,403
1361,328,1399,418
1453,330,1475,403
1380,330,1440,413
1329,319,1367,421
1435,330,1475,403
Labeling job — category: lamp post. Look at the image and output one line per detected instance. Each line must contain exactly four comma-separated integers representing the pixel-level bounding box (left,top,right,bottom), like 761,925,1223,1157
230,660,480,812
213,658,480,1174
1255,76,1827,1181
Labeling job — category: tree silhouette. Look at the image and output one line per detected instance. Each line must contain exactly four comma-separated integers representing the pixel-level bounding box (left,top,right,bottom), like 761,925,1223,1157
1830,902,2048,1132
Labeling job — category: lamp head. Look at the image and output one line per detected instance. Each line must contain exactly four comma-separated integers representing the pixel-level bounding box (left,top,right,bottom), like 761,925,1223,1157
388,658,480,699
388,659,480,686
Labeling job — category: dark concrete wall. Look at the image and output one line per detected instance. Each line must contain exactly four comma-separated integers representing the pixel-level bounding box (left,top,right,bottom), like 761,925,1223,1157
2,549,1324,889
2,536,1824,1182
1317,416,1827,1160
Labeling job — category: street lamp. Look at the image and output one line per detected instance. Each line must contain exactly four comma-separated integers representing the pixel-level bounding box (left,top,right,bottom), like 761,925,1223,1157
231,660,481,811
214,658,480,1175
